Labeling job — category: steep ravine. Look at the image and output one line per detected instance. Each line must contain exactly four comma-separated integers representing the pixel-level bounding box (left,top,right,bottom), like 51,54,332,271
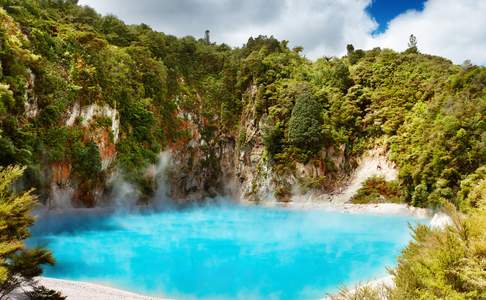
43,96,396,208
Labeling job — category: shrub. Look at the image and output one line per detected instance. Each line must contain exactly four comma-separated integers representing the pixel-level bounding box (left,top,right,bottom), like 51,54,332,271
389,203,486,299
72,141,102,179
24,285,66,300
328,285,386,300
262,122,284,158
351,176,402,204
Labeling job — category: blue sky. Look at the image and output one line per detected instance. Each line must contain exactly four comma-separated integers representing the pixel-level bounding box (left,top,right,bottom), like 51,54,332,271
367,0,426,34
79,0,486,64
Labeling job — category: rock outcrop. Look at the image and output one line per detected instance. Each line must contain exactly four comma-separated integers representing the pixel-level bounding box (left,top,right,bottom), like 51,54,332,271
44,102,119,208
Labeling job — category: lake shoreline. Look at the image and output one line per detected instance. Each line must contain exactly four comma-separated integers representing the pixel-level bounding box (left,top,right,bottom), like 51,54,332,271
20,202,449,300
253,201,434,218
253,201,452,228
26,276,393,300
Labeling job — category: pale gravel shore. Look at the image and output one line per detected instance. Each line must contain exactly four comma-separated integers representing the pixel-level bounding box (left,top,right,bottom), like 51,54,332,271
257,201,434,218
24,274,395,300
278,201,452,228
12,277,171,300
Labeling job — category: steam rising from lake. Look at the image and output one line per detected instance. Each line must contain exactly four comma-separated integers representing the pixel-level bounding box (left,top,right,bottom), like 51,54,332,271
29,204,424,300
107,151,172,211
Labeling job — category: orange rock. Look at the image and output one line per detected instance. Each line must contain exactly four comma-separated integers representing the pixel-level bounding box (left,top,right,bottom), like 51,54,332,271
51,162,71,185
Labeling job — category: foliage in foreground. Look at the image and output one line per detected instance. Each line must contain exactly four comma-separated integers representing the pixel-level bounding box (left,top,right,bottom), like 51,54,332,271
390,202,486,300
328,284,387,300
0,166,56,299
332,198,486,300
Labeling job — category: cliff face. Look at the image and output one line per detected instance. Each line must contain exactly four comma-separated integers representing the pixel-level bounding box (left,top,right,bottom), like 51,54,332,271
159,84,358,205
168,125,237,202
41,84,360,208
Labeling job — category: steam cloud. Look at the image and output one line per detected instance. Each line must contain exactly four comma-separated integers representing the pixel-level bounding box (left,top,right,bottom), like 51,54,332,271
108,151,173,211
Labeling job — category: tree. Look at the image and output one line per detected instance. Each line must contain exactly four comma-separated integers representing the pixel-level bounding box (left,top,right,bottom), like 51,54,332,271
0,166,55,299
461,59,474,71
406,34,418,53
204,30,210,44
347,44,364,65
288,91,323,151
292,46,304,54
346,44,354,56
408,34,417,48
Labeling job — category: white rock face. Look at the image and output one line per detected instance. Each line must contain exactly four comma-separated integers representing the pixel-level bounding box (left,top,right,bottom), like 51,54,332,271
310,147,398,204
429,212,454,229
237,135,277,202
346,147,397,194
66,102,120,143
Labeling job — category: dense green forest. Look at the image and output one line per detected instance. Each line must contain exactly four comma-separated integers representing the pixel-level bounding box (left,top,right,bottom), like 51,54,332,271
0,0,484,209
0,0,484,298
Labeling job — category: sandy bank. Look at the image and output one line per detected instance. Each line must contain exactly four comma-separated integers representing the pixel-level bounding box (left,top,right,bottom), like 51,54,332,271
12,277,171,300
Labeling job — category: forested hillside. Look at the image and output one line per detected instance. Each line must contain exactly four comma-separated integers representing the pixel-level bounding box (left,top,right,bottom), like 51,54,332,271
0,0,484,211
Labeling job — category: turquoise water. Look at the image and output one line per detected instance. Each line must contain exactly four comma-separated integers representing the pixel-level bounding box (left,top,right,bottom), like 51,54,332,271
29,204,422,300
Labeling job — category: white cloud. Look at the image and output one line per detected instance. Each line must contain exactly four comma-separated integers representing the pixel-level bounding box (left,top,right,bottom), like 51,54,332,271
78,0,377,59
78,0,486,64
217,0,377,59
368,0,486,65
